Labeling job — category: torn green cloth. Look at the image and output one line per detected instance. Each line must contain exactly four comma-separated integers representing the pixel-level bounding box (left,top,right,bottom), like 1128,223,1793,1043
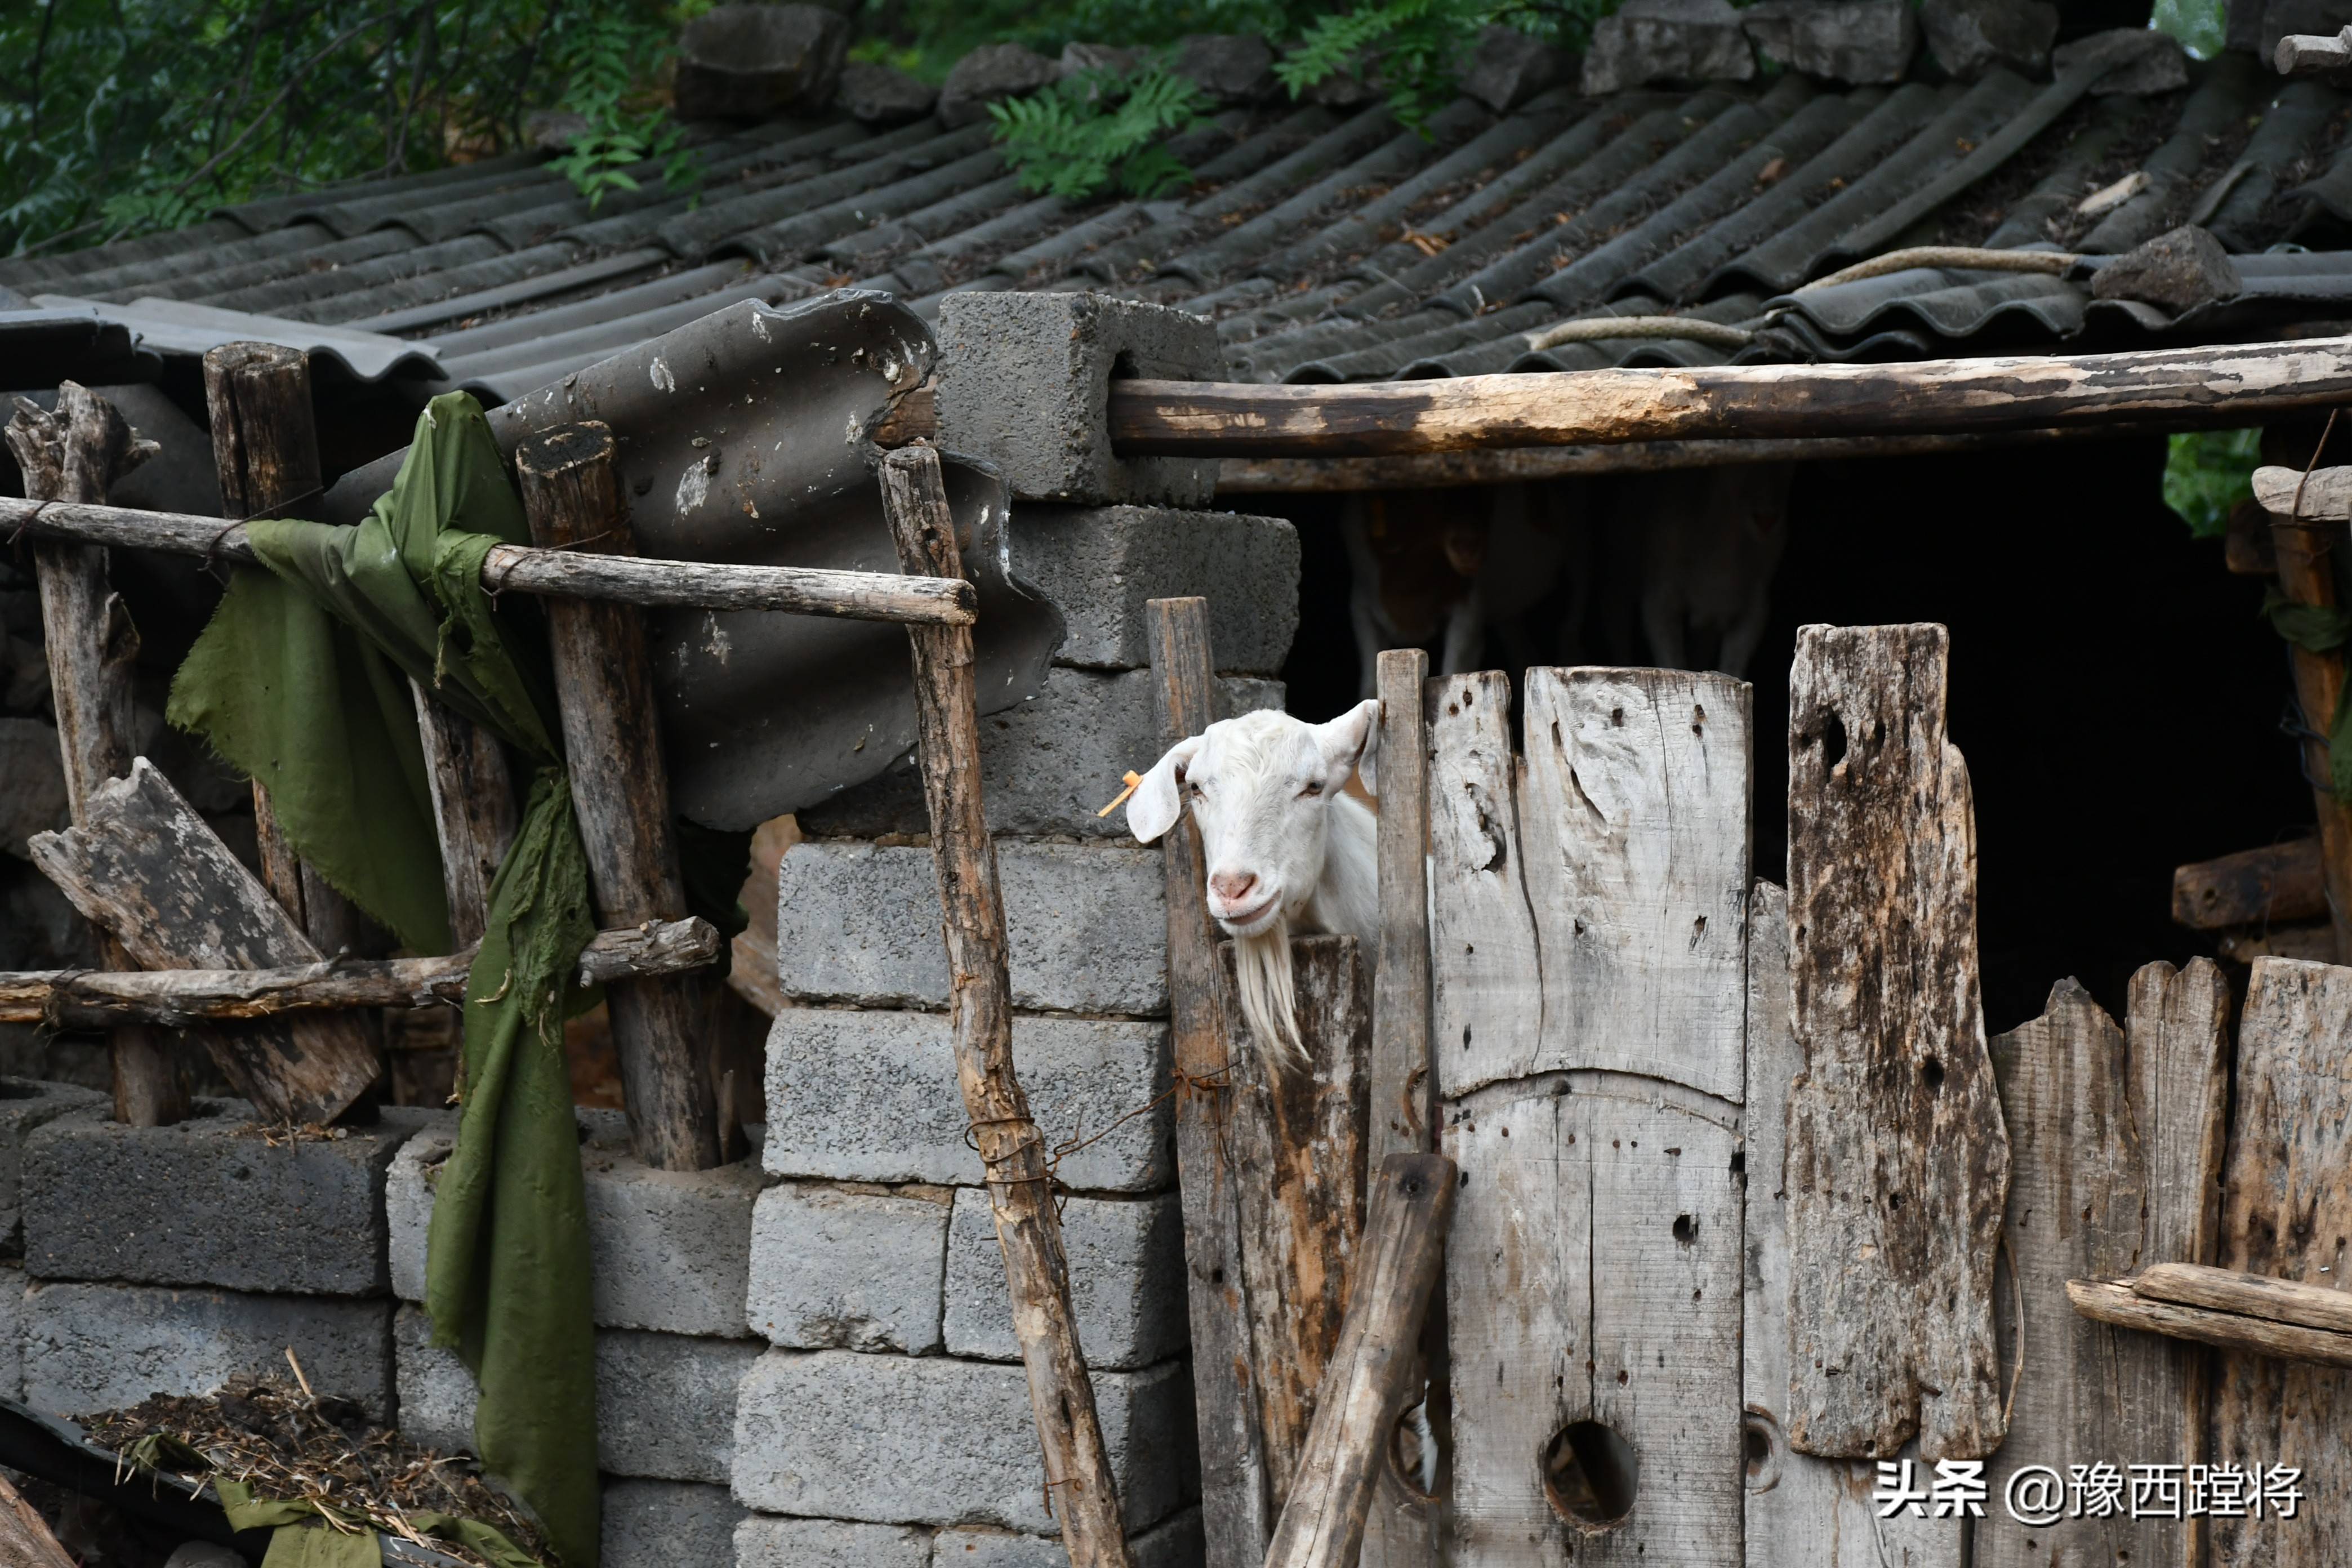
215,1478,545,1568
2263,588,2352,801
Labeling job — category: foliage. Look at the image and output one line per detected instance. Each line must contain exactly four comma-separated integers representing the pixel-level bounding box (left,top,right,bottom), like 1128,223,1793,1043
1275,0,1575,130
2163,429,2261,538
2151,0,2228,60
990,64,1208,200
542,8,701,210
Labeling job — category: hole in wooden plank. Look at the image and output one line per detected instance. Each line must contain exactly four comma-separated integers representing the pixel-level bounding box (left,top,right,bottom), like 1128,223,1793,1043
1822,711,1847,769
1742,1411,1783,1494
1389,1401,1442,1503
1672,1214,1697,1246
1922,1056,1945,1092
1542,1419,1638,1531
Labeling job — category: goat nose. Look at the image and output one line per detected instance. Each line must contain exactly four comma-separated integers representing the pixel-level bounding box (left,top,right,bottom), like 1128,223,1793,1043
1209,871,1258,903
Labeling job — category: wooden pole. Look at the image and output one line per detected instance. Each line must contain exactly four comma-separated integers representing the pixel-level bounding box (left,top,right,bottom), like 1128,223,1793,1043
1147,595,1275,1568
412,686,519,947
513,422,720,1174
1107,337,2352,457
880,444,1132,1568
1263,1152,1456,1568
2260,504,2352,962
2069,1279,2352,1369
3,385,188,1126
0,1472,75,1568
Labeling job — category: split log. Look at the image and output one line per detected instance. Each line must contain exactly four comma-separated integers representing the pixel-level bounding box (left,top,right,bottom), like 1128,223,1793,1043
1108,337,2352,457
1742,881,1960,1568
0,496,975,624
3,384,187,1126
1784,624,2010,1462
1264,1152,1456,1568
515,422,718,1174
1976,963,2230,1568
2172,839,2326,930
2253,470,2352,961
1220,936,1373,1512
1146,595,1274,1568
0,917,719,1027
2069,1280,2352,1370
2136,1261,2352,1333
26,759,384,1125
0,1471,75,1568
2210,957,2352,1568
412,686,518,948
881,444,1132,1568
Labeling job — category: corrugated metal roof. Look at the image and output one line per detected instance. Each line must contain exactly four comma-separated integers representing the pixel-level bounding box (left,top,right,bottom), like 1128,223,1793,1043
11,49,2352,401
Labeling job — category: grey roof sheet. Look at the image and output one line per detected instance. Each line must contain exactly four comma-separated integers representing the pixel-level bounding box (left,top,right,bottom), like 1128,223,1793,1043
12,51,2352,399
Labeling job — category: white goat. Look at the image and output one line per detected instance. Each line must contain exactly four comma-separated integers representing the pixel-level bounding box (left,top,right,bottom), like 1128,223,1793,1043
1125,701,1382,1068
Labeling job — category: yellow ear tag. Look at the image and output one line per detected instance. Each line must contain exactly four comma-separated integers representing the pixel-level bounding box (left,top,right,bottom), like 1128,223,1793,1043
1096,770,1145,818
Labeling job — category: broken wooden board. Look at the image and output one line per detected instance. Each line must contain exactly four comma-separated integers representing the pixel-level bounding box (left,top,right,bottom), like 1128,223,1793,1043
1978,963,2229,1568
1437,667,1747,1567
1743,881,1961,1568
1784,623,2010,1462
2172,839,2326,931
2211,957,2352,1568
26,758,381,1125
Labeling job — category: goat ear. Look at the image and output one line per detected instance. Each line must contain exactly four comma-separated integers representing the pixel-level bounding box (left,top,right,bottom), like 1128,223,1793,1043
1126,737,1201,845
1313,698,1383,798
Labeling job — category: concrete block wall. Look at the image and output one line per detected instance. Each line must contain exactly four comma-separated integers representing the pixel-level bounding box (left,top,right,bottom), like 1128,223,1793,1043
734,494,1297,1566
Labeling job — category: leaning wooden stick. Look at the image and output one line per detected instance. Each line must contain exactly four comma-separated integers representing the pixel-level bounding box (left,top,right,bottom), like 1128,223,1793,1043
2068,1276,2352,1370
1264,1152,1457,1568
880,444,1133,1568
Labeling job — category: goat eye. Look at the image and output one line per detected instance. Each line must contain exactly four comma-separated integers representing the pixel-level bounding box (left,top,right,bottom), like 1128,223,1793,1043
1300,781,1323,798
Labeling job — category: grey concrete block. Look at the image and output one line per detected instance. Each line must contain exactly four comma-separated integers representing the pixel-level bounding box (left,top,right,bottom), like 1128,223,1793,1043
0,1077,101,1249
602,1478,746,1568
765,1011,1171,1192
0,1263,24,1403
1009,506,1298,676
23,1099,412,1295
25,1282,392,1419
393,1306,474,1453
934,1508,1204,1568
798,669,1282,840
747,1182,950,1353
937,293,1222,509
735,1516,932,1568
732,1351,1195,1534
774,840,1171,1015
943,1190,1184,1371
390,1111,760,1339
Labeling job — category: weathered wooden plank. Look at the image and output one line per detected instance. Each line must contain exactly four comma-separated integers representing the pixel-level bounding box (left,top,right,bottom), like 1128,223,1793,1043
1222,934,1373,1512
412,684,518,949
0,1471,75,1568
2136,1262,2352,1334
2172,839,2326,930
2127,961,2234,1299
2259,495,2352,961
1743,880,1961,1568
2070,1279,2352,1369
1266,1151,1456,1568
26,759,383,1126
883,445,1133,1568
1428,672,1540,1103
1784,623,2009,1462
1146,595,1273,1568
2211,957,2352,1568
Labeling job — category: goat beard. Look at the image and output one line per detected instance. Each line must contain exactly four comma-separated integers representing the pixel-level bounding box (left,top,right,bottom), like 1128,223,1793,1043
1232,915,1309,1074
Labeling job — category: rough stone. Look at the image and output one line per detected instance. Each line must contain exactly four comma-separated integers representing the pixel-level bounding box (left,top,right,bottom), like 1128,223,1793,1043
1010,505,1299,675
1059,42,1149,79
933,1508,1205,1568
1459,24,1576,112
0,1262,24,1402
23,1101,412,1295
1583,0,1758,93
1739,0,1918,82
0,720,68,859
1170,34,1280,104
943,1190,1186,1371
937,44,1059,129
389,1111,760,1339
26,1283,392,1419
0,1077,101,1246
674,4,850,122
736,1516,932,1568
732,1351,1197,1534
795,668,1283,839
838,63,938,124
2090,225,2243,315
765,1010,1173,1192
1919,0,2058,79
2053,26,2189,93
602,1479,746,1568
773,839,1172,1015
747,1181,951,1353
937,293,1223,508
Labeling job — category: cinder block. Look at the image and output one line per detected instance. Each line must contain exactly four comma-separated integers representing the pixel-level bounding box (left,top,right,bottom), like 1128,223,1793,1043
747,1182,950,1353
943,1190,1186,1371
1009,506,1299,675
602,1478,745,1568
774,840,1169,1015
393,1308,757,1482
0,1262,24,1403
765,1011,1171,1192
25,1282,392,1419
390,1111,760,1339
22,1100,413,1295
732,1351,1196,1535
735,1516,932,1568
937,293,1222,507
933,1508,1204,1568
0,1078,101,1249
798,669,1282,839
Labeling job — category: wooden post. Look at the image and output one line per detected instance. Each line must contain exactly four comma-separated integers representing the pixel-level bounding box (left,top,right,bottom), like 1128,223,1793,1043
879,444,1132,1568
1147,595,1275,1568
1264,1151,1456,1568
412,685,518,947
3,385,188,1126
2260,506,2352,961
513,422,719,1173
0,1472,75,1568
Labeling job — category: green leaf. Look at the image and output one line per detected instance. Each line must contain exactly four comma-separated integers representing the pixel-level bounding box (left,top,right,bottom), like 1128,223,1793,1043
2163,429,2260,539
